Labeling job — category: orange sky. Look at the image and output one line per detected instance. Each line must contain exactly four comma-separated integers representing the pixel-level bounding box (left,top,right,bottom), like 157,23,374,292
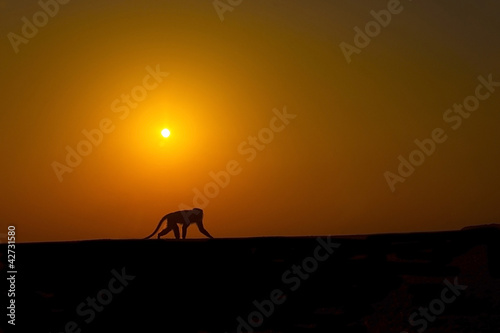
1,1,500,242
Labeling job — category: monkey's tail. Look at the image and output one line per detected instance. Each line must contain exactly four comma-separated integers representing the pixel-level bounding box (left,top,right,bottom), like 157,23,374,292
143,215,168,239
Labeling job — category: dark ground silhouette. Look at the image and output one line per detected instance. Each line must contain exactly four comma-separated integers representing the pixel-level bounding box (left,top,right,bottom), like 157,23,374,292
3,225,500,333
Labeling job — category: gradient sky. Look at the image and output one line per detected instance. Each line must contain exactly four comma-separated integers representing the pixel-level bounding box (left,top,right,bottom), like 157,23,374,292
1,0,499,242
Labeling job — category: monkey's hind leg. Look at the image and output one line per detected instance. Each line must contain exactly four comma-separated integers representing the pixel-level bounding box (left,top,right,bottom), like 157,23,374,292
158,226,173,239
173,225,180,239
182,224,189,239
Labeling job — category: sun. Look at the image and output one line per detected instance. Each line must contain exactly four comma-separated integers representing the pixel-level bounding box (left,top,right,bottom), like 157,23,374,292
161,128,170,138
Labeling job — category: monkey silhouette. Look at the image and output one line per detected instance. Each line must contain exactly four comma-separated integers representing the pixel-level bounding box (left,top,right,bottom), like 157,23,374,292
144,208,213,239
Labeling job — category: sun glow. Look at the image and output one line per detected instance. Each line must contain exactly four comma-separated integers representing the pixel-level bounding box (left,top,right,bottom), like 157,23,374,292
161,128,170,138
